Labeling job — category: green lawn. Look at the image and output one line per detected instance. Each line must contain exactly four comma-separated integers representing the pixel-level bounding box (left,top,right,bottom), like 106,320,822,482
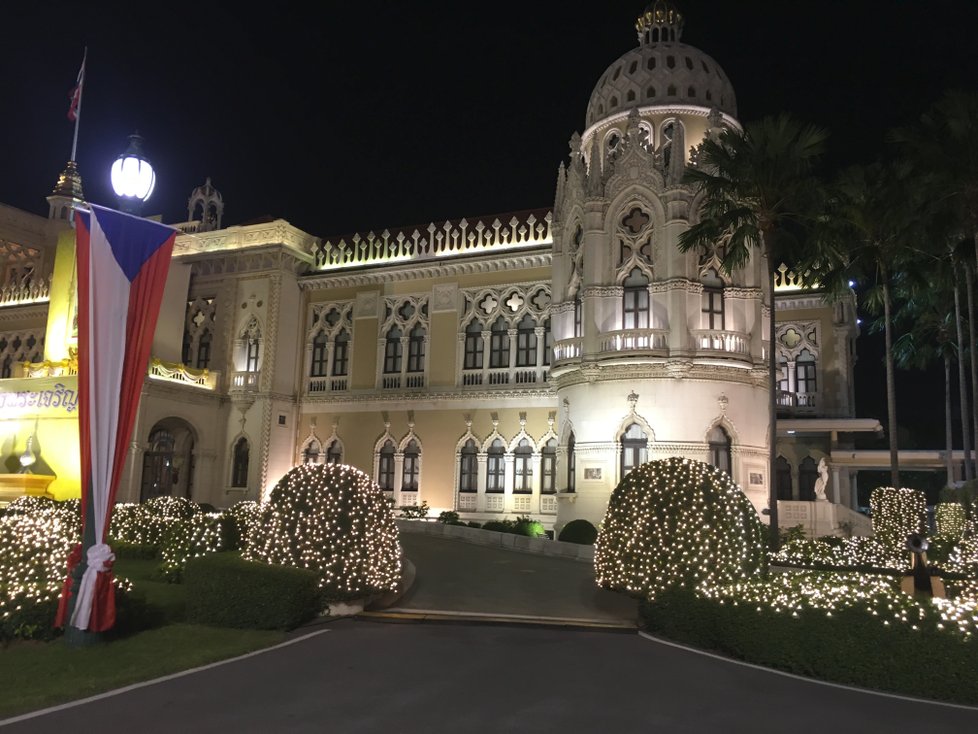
0,555,286,719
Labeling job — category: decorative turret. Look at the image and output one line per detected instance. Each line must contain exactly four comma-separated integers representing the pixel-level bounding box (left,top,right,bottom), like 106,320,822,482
636,0,684,43
187,177,224,232
46,161,85,222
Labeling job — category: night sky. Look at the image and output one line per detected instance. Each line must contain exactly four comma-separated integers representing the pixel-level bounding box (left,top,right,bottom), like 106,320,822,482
2,0,977,455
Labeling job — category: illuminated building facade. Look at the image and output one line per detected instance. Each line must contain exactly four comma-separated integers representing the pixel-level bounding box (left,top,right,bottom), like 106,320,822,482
0,2,877,535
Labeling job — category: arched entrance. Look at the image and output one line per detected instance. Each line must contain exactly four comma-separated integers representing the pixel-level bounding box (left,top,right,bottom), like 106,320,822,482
140,418,197,502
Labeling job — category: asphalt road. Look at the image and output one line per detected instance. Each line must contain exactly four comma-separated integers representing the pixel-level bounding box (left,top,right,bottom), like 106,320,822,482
6,619,977,733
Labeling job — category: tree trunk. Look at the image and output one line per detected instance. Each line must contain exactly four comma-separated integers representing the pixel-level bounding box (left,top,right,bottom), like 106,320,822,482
967,263,978,475
945,354,954,486
765,235,779,549
953,278,974,480
881,275,900,489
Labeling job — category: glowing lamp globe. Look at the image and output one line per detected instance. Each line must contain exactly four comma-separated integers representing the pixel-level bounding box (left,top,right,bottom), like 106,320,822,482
110,133,156,213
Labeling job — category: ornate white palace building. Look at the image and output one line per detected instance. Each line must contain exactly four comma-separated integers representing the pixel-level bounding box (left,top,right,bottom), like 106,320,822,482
0,2,880,535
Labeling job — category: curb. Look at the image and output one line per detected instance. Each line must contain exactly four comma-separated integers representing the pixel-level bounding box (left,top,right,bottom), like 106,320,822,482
357,607,635,632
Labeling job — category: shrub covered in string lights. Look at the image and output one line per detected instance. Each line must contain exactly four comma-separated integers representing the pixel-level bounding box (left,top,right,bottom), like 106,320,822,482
159,514,232,581
0,500,80,641
594,457,766,600
244,464,401,603
935,503,967,542
110,503,171,546
144,495,202,520
223,500,262,551
870,487,925,553
771,535,907,570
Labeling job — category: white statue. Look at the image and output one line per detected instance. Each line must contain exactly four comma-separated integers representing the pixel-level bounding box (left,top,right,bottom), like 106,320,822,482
814,458,829,501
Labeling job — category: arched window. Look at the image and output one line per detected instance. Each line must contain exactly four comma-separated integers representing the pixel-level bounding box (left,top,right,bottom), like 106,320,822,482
543,318,553,367
402,439,420,492
541,438,557,494
574,298,583,338
776,456,793,501
622,268,650,330
708,425,732,476
332,329,350,376
799,456,818,500
489,317,510,369
515,314,537,367
796,349,817,395
620,423,647,477
231,437,249,487
303,439,322,465
326,440,342,465
311,333,328,377
464,320,484,370
567,432,576,493
378,440,395,491
486,438,505,493
458,439,478,493
407,325,426,373
245,339,260,373
197,330,212,370
384,326,402,374
662,121,675,169
514,438,533,493
702,268,724,329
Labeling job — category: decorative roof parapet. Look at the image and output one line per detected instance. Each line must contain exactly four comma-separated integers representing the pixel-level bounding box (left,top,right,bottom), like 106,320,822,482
172,219,319,260
0,273,51,308
774,263,819,292
311,209,553,272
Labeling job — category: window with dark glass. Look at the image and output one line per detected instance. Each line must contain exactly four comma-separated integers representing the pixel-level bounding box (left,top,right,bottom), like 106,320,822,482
776,456,793,500
702,271,725,330
245,339,260,373
196,330,212,370
486,438,505,493
407,325,426,373
303,440,321,465
778,357,790,392
515,315,537,367
459,439,478,493
326,440,342,465
182,332,192,365
489,317,509,369
543,318,552,366
514,439,533,493
541,439,556,494
311,333,328,377
378,440,395,491
231,437,249,487
332,330,349,376
798,456,818,500
708,425,732,475
620,423,647,477
464,320,484,370
384,326,402,374
796,351,817,393
622,269,650,330
574,298,582,338
402,440,420,491
567,433,576,493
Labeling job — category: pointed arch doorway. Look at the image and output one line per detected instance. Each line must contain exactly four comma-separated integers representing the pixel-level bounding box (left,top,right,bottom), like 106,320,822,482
140,418,198,502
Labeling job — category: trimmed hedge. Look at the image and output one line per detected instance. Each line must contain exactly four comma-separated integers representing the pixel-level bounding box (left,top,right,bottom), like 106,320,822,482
184,552,321,630
641,587,978,705
558,519,598,545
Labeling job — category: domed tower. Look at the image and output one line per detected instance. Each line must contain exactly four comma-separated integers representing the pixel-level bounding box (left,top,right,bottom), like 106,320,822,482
551,1,769,528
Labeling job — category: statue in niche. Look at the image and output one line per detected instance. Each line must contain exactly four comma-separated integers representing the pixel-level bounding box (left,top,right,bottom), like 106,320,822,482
814,458,829,501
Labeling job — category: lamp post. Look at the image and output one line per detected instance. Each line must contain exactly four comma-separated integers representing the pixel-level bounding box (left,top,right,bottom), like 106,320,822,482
110,133,156,214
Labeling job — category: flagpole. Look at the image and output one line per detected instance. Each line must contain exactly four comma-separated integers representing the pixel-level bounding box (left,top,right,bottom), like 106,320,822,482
69,47,87,163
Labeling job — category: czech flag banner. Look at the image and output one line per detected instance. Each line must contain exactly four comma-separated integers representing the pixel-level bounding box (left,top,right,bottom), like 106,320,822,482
56,204,175,632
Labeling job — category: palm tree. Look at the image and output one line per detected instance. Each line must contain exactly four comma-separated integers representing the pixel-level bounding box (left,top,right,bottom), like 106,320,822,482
820,161,921,489
679,114,827,547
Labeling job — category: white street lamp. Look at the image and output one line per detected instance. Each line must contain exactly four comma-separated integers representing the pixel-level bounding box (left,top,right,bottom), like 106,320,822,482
110,133,156,214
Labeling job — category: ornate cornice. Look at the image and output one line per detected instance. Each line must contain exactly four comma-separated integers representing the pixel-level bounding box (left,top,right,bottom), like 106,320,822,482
300,386,556,412
776,294,828,311
552,360,767,391
185,247,312,279
0,304,48,323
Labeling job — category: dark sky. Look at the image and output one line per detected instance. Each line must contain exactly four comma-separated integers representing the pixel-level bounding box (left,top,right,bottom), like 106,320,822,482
2,0,977,448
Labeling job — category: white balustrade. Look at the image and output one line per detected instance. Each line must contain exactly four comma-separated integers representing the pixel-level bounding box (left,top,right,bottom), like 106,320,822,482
691,329,749,356
599,329,669,354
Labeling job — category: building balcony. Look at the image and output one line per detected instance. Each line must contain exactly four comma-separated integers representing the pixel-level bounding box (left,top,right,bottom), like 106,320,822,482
598,329,669,357
461,365,549,387
691,329,751,358
553,337,582,364
230,370,260,393
307,376,348,394
777,389,817,415
148,359,218,390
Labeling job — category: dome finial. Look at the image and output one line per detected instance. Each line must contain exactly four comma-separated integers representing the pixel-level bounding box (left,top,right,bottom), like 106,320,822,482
636,0,684,44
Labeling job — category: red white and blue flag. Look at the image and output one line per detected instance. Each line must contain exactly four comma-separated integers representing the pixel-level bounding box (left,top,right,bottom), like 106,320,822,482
67,51,85,122
55,204,175,632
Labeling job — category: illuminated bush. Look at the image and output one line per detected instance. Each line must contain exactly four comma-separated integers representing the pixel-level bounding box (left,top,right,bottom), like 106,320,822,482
244,464,401,602
870,487,925,553
771,535,907,570
935,503,967,542
159,514,231,581
944,536,978,578
110,503,171,546
595,457,766,600
143,495,201,520
223,501,262,551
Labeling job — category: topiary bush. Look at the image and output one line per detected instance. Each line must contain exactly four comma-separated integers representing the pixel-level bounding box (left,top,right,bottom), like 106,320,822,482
512,516,546,538
144,495,202,520
870,487,925,554
558,519,598,545
595,457,766,600
184,552,320,629
110,503,171,546
244,464,401,603
159,514,232,581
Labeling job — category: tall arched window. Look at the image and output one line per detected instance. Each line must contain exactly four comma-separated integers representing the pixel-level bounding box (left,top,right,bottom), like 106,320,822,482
402,439,420,492
515,315,537,367
622,268,650,330
799,456,818,500
620,423,647,477
543,318,553,366
458,439,478,493
245,339,260,373
702,268,724,329
311,333,328,377
489,317,510,369
708,425,732,475
197,330,212,370
378,440,395,492
567,432,576,493
231,437,250,487
796,349,817,395
541,438,557,494
326,440,342,465
333,329,350,376
407,325,426,373
302,439,322,464
486,438,505,493
464,320,484,370
514,438,533,493
776,456,793,500
384,326,402,374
